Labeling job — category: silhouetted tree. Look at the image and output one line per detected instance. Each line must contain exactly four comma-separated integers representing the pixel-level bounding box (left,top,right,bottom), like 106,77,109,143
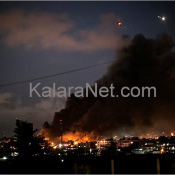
14,119,50,157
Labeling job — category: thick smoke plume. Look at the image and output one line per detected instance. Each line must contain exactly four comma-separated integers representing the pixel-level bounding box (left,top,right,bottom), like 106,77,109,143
42,33,175,141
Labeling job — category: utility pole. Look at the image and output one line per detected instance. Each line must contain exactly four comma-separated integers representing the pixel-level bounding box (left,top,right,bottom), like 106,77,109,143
60,120,63,148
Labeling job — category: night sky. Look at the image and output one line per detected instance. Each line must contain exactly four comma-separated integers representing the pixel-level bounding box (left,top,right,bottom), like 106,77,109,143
0,1,175,138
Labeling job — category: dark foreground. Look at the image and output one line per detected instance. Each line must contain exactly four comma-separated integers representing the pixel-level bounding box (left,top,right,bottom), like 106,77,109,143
1,154,175,174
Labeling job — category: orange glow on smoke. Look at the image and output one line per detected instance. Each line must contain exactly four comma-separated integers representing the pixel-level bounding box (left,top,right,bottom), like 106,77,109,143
63,132,91,143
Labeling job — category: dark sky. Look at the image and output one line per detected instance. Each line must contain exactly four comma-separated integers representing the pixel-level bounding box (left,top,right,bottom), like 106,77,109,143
0,1,175,137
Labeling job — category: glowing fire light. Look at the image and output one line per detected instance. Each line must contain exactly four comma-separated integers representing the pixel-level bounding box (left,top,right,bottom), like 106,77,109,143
74,141,78,145
171,133,174,136
61,131,91,143
161,148,164,154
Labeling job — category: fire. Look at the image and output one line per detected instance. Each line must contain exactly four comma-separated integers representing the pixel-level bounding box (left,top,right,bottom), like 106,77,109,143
74,141,78,145
42,131,92,145
171,133,174,136
62,131,91,143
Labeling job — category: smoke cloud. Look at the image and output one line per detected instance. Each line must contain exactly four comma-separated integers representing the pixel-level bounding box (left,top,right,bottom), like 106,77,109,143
42,33,175,141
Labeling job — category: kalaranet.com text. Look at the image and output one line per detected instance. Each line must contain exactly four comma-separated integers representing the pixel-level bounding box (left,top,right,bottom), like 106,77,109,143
29,83,156,98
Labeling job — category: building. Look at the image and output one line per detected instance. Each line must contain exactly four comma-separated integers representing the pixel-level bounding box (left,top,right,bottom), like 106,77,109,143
78,142,90,149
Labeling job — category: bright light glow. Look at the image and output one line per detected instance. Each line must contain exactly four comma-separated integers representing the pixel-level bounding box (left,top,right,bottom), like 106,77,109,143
53,146,57,149
61,159,64,162
11,152,18,156
161,148,164,154
59,144,62,148
171,133,174,136
158,16,165,20
3,157,7,160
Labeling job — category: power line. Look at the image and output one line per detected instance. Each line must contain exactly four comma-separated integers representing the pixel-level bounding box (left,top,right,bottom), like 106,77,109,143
0,44,174,89
0,60,114,88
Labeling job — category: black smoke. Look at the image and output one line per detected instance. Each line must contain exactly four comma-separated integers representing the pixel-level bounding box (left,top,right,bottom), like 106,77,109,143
42,33,175,140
